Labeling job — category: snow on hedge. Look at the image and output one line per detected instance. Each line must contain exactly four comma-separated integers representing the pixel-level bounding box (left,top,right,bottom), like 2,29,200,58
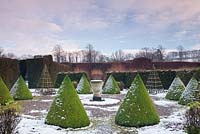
76,74,92,94
45,76,90,128
165,76,185,101
102,75,120,94
179,77,198,105
115,74,160,127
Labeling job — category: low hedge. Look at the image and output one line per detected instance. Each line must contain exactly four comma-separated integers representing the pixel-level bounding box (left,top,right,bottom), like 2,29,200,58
54,72,88,88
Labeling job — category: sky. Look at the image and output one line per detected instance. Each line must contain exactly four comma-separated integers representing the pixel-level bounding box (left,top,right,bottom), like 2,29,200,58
1,0,200,57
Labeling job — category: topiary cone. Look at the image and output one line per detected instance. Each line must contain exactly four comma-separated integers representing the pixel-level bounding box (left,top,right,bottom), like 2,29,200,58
10,75,33,100
45,75,90,128
115,74,160,127
102,75,120,94
0,77,14,105
165,76,185,100
76,74,92,94
179,77,198,105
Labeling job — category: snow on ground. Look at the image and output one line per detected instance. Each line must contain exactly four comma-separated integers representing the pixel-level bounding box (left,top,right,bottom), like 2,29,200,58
138,92,186,134
16,90,187,134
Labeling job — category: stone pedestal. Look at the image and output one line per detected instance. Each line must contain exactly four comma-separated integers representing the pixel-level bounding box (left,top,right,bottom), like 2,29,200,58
90,80,104,101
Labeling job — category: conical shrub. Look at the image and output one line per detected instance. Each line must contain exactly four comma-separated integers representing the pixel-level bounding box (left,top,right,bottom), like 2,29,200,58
10,76,33,100
102,75,120,94
0,77,14,105
115,74,160,127
76,74,91,94
45,76,90,128
179,77,198,105
165,76,185,100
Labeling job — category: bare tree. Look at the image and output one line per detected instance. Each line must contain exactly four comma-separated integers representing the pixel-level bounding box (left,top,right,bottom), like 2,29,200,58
52,44,63,63
0,47,4,57
85,44,94,63
177,45,184,61
111,50,126,61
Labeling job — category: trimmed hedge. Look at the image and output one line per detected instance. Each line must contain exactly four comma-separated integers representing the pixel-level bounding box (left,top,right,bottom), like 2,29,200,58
165,76,185,100
10,76,33,100
179,77,198,105
45,75,90,128
76,74,91,94
102,75,120,94
115,74,160,127
0,77,14,105
54,72,88,88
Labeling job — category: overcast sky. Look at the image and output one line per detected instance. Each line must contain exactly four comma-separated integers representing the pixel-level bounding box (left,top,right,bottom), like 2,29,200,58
1,0,200,56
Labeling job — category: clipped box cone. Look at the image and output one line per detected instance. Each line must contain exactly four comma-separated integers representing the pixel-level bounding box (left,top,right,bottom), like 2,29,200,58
10,75,33,100
179,77,198,105
45,75,90,128
102,75,120,94
165,76,185,100
76,74,92,94
0,77,14,105
115,74,160,127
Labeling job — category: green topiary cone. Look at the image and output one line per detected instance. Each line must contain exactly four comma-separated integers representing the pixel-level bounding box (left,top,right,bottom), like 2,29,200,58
10,75,33,100
0,77,14,105
165,76,185,101
115,74,160,127
102,75,120,94
76,74,91,94
45,75,90,128
179,77,198,105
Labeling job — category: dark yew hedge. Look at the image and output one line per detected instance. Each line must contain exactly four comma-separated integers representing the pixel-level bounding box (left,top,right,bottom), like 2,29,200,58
54,72,89,88
23,56,69,88
106,69,200,90
106,72,149,89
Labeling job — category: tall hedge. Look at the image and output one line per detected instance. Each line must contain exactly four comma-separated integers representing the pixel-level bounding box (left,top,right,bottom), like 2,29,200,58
102,75,120,94
165,76,185,100
0,77,14,105
115,74,160,127
10,76,33,100
54,72,88,88
45,76,90,128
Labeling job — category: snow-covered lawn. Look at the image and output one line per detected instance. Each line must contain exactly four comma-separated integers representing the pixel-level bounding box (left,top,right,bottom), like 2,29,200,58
15,90,187,134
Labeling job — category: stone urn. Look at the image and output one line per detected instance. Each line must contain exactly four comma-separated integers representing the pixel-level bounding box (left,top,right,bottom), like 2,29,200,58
90,80,104,101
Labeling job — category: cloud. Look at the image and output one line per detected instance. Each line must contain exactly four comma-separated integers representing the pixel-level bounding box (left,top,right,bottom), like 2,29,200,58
1,0,200,56
191,44,200,50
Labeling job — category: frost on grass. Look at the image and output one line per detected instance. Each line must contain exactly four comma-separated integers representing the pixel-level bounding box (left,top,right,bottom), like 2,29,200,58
102,75,120,94
115,74,160,127
179,77,198,105
10,75,33,100
165,76,185,101
76,74,92,94
45,75,90,128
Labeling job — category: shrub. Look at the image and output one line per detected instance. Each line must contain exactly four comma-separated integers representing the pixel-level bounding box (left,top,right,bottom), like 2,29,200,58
45,75,90,128
165,76,185,100
76,74,91,94
115,74,160,127
185,102,200,134
0,77,14,105
179,77,198,105
10,75,33,100
0,103,21,134
102,75,120,94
